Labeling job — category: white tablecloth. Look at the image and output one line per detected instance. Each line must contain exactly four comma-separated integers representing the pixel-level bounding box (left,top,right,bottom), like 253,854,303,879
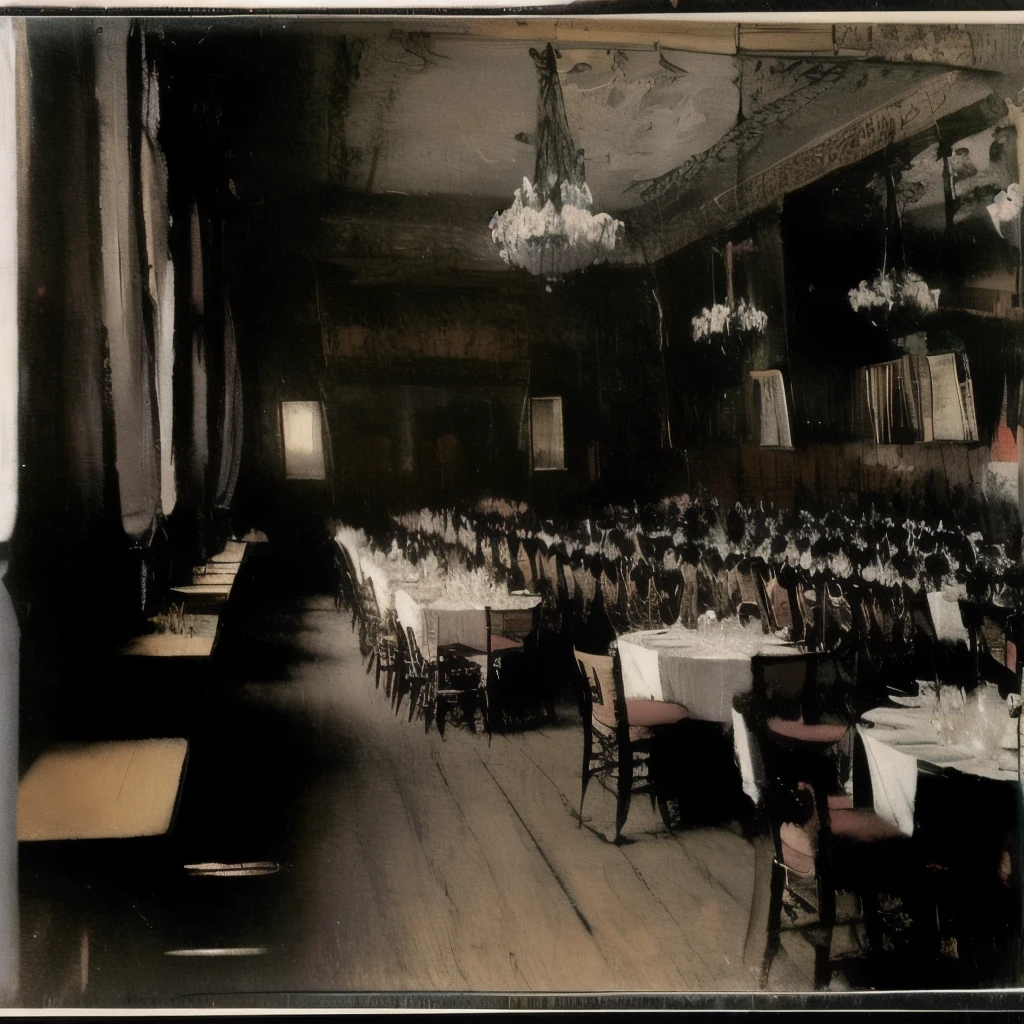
926,590,969,645
857,725,918,836
859,702,1019,785
618,622,795,724
395,588,540,661
858,700,1020,836
732,707,766,805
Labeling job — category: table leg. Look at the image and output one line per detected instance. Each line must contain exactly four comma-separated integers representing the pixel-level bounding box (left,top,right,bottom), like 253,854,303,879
79,927,88,996
743,830,777,987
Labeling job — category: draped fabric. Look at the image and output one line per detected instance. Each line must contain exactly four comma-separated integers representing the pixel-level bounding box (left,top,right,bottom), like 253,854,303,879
530,397,564,471
139,31,176,519
0,19,17,546
96,22,159,541
214,298,243,509
191,331,209,492
750,370,792,448
189,203,209,492
31,24,111,534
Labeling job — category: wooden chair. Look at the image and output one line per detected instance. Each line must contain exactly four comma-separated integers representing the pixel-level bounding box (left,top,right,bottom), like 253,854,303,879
356,576,384,666
958,600,1022,699
431,644,487,737
573,648,687,842
488,606,533,649
793,573,821,650
741,653,939,990
697,553,732,622
478,606,536,734
732,557,766,629
373,608,399,697
751,560,800,638
651,564,683,628
334,544,360,623
395,625,435,725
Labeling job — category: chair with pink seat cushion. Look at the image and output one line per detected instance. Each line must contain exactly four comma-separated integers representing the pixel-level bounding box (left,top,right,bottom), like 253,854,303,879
777,792,898,879
767,717,849,744
740,654,941,990
574,648,687,841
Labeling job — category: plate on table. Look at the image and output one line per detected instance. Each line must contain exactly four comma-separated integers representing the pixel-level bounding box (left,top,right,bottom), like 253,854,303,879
861,706,931,730
888,694,923,708
899,743,973,768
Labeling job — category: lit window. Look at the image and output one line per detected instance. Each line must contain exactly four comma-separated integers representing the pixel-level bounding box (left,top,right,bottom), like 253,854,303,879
281,401,326,480
531,397,565,472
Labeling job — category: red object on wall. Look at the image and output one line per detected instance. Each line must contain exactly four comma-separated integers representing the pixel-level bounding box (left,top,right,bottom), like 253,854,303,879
991,422,1019,464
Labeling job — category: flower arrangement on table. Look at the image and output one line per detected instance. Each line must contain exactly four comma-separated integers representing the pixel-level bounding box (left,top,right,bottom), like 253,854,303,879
149,601,195,637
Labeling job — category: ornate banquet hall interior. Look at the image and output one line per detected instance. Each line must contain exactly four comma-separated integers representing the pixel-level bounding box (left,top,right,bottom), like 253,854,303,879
3,8,1024,1009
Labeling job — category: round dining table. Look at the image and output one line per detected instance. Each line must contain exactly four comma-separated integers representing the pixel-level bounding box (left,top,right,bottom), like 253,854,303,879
617,619,798,725
859,699,1019,782
857,696,1020,839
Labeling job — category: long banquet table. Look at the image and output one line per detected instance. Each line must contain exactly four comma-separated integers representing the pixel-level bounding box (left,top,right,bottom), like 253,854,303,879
394,586,541,662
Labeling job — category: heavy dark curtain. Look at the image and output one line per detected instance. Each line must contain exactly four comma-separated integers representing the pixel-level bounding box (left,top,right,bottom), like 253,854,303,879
97,20,160,543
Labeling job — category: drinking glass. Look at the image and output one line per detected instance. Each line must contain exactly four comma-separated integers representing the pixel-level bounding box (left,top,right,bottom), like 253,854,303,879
917,679,938,709
938,686,966,746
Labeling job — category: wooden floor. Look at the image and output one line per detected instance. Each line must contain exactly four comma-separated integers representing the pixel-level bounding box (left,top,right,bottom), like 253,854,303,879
198,595,816,995
22,589,827,1006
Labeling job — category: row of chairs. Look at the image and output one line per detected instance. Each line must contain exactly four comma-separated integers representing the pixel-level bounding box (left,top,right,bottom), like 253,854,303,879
333,542,534,736
571,550,1003,702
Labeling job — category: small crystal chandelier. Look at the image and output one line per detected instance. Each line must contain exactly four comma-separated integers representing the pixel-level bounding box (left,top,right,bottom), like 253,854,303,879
490,44,624,281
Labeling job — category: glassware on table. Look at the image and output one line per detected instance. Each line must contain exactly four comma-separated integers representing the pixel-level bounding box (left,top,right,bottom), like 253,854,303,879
697,611,716,641
930,685,957,746
917,679,938,709
963,686,992,754
939,685,967,746
962,684,1011,757
980,683,1009,754
930,693,948,744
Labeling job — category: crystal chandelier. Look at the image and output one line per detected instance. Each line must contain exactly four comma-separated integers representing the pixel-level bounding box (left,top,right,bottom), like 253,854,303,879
490,44,624,280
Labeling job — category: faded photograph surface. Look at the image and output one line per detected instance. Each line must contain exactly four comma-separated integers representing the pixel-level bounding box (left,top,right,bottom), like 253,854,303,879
1,11,1024,1009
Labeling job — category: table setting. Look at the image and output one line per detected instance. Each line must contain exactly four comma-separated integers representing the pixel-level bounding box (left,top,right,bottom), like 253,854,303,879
618,616,800,724
860,681,1020,783
856,681,1020,841
397,568,541,661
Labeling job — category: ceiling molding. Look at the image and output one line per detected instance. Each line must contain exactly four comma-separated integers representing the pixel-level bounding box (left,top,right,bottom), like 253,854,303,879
622,69,1006,263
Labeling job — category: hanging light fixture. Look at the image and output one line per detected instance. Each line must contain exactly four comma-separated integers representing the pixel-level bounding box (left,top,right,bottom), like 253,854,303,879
848,162,939,319
490,44,624,281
